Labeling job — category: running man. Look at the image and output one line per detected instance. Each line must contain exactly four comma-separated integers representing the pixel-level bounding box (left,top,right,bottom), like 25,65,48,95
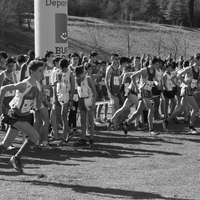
123,57,161,136
105,54,123,115
0,60,44,173
162,53,200,134
55,58,75,144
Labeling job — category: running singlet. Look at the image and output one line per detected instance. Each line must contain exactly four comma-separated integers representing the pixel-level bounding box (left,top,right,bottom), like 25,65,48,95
9,80,40,116
181,66,199,96
190,66,199,89
110,66,120,95
43,66,54,103
124,76,132,96
69,65,79,102
77,76,93,99
56,69,71,104
140,68,155,91
100,72,108,98
165,72,173,91
1,72,16,97
139,68,155,99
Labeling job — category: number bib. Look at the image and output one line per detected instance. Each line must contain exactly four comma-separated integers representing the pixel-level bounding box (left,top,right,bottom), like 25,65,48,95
101,78,105,86
113,76,119,86
5,90,15,97
44,89,50,97
191,79,197,89
144,81,153,91
77,86,89,98
21,100,34,113
167,81,173,91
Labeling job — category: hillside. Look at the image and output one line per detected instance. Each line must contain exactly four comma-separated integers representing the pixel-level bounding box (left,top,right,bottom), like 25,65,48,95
1,16,200,60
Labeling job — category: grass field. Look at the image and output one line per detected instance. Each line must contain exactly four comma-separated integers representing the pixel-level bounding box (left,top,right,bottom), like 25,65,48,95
67,16,200,61
1,16,200,200
1,16,200,60
1,118,200,200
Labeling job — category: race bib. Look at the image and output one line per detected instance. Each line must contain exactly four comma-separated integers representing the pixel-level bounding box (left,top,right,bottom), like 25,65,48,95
9,97,20,108
167,81,173,91
73,94,79,102
77,85,89,98
113,76,119,86
5,90,15,97
21,100,34,113
44,89,50,97
144,81,153,91
101,78,105,86
191,79,197,89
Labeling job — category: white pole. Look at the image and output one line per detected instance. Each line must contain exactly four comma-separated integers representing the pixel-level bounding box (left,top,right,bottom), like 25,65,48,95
34,0,68,58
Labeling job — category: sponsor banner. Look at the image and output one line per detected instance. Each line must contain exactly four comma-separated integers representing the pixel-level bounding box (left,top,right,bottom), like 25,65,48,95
34,0,68,58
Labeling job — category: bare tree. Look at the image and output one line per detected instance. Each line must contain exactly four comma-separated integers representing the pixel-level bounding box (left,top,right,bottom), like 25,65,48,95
181,34,191,60
145,29,166,57
84,22,105,52
15,0,34,30
163,29,183,61
0,0,18,40
119,10,136,57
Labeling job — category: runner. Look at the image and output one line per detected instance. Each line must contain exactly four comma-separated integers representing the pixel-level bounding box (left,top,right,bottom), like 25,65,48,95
162,62,177,120
162,53,200,134
0,60,44,173
108,65,138,131
105,54,123,115
73,66,97,147
55,58,75,144
123,57,161,136
20,50,35,81
43,51,57,139
68,53,80,131
15,55,26,83
0,51,8,72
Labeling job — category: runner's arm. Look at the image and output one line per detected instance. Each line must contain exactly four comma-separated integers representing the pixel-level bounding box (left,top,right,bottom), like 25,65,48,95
88,76,97,104
0,82,27,104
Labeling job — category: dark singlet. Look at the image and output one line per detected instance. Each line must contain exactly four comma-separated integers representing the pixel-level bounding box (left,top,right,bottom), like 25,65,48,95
110,66,120,96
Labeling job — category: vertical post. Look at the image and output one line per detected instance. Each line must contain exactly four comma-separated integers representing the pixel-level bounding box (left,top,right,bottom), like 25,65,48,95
34,0,68,58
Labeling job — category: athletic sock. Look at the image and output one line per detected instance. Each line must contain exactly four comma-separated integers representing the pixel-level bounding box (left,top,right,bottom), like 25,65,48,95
15,138,35,158
0,143,7,155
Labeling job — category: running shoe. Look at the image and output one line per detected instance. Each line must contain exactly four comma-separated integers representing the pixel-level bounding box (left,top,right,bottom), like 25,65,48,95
149,129,160,136
122,122,129,135
7,145,17,150
41,143,56,150
10,156,23,173
162,119,169,132
189,127,199,134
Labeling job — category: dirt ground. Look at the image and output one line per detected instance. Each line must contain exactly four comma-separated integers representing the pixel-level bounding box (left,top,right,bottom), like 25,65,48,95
0,120,200,200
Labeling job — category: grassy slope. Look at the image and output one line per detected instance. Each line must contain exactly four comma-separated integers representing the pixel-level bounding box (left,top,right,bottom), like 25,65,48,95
1,16,200,60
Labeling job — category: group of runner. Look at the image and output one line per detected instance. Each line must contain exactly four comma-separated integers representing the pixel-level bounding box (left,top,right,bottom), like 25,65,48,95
0,49,200,173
